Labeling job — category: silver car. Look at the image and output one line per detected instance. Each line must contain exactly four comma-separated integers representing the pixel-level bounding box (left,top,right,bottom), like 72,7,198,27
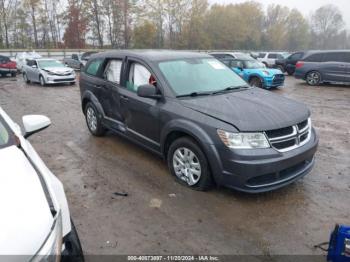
23,59,76,86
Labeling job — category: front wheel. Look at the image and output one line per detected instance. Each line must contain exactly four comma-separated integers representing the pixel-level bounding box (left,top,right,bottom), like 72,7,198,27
23,73,30,83
85,102,106,136
167,137,213,191
39,75,46,86
306,71,321,86
249,77,263,88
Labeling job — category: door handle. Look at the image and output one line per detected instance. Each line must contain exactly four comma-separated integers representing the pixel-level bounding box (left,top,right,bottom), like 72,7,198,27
120,95,129,101
94,84,105,89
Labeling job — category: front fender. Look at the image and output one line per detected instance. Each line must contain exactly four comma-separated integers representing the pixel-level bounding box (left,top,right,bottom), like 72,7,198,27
160,119,223,185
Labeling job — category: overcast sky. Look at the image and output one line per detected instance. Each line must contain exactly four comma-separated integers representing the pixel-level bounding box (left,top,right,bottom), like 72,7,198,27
210,0,350,29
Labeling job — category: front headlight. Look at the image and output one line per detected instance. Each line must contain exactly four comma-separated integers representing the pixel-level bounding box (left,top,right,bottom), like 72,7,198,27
262,70,270,76
33,212,62,262
217,130,270,149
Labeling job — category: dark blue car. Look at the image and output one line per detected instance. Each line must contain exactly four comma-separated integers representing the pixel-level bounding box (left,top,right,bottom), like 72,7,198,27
294,50,350,86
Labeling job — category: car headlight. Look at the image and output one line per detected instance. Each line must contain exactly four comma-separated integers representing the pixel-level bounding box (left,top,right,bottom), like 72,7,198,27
217,130,270,149
262,70,270,76
32,211,63,262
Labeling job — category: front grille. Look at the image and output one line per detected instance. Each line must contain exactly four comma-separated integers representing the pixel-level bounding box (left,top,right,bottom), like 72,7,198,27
265,118,311,152
246,157,313,187
272,74,285,85
53,78,75,82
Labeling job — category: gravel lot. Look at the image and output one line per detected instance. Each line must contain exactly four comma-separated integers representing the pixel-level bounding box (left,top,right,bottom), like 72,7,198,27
0,74,349,257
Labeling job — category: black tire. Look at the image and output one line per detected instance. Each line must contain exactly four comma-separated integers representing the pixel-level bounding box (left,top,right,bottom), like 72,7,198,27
23,73,30,83
286,68,294,76
39,75,46,86
70,82,76,85
249,77,263,88
84,102,106,136
306,71,321,86
167,137,213,191
277,65,285,72
11,72,16,77
61,219,84,262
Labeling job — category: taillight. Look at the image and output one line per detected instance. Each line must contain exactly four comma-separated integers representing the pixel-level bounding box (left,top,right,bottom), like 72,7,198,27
296,61,304,68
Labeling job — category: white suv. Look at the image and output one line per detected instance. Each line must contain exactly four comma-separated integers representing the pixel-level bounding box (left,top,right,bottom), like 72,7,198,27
257,52,289,67
0,107,83,261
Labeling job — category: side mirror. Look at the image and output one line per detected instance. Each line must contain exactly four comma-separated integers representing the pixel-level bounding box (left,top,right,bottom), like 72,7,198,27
137,84,161,99
23,115,51,138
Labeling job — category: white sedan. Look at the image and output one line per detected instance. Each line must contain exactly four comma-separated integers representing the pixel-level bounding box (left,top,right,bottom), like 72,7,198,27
0,107,83,261
22,59,76,86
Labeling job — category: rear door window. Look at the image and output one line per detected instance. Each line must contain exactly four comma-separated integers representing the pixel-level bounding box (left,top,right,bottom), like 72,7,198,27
323,52,343,62
304,53,324,62
86,59,103,76
104,60,123,84
343,53,350,63
258,53,266,58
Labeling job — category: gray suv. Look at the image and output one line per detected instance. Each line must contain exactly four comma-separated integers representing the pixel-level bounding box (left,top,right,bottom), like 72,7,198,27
294,50,350,85
79,50,318,193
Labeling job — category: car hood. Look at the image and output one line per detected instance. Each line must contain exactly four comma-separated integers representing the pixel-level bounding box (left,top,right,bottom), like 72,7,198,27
244,68,283,76
180,88,309,131
0,146,53,256
42,67,73,75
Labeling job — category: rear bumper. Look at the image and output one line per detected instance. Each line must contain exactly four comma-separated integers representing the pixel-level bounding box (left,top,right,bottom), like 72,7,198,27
208,128,318,193
0,68,17,73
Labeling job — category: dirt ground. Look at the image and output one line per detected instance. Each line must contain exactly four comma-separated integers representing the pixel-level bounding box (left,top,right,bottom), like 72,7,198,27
0,74,349,257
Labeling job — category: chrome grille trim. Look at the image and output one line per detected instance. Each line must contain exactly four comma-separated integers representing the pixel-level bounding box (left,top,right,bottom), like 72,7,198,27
265,118,311,152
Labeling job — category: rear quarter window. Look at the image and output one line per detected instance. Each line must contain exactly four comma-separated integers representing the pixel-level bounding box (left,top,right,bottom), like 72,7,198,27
85,59,103,76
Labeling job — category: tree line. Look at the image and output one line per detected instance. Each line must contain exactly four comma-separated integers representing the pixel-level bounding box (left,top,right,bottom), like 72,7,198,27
0,0,349,51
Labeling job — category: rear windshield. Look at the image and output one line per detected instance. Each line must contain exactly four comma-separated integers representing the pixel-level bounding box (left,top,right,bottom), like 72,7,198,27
0,116,15,150
244,60,265,69
158,58,247,96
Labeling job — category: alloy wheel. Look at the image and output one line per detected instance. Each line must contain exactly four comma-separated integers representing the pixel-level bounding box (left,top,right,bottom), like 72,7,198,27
86,106,97,132
306,72,320,86
172,147,201,186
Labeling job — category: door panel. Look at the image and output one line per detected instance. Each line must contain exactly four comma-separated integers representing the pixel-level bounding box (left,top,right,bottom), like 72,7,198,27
118,61,161,151
322,53,348,82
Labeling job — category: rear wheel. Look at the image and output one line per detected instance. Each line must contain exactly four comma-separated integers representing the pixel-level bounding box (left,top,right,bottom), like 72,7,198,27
167,137,213,191
277,65,285,72
11,72,16,77
39,75,46,86
306,71,321,86
249,77,263,88
85,102,106,136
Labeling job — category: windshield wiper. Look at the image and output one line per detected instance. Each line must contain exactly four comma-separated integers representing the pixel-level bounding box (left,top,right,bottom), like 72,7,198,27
212,85,249,95
176,91,213,98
